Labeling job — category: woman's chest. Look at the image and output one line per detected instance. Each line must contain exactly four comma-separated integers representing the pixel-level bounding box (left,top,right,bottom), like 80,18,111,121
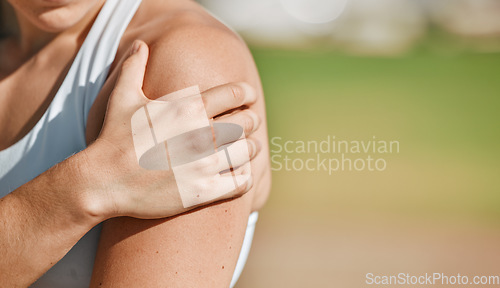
0,70,62,149
0,45,77,150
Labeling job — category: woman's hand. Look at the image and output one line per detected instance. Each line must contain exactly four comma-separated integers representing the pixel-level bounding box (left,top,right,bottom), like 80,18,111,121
86,40,261,219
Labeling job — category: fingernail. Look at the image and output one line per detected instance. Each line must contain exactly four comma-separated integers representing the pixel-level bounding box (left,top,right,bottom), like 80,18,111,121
249,139,259,158
245,175,253,192
130,40,141,55
248,140,256,158
249,111,260,133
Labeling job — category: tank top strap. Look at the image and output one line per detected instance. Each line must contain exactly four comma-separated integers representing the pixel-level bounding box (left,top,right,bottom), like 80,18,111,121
49,0,142,128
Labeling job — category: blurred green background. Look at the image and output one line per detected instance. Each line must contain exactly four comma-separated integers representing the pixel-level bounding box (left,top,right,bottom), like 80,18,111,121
196,0,500,287
238,47,500,287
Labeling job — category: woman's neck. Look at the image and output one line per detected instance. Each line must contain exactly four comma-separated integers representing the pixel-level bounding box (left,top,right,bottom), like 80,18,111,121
13,11,55,56
2,0,105,61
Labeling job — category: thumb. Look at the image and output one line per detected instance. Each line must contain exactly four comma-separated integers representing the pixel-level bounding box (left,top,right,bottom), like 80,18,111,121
114,40,149,101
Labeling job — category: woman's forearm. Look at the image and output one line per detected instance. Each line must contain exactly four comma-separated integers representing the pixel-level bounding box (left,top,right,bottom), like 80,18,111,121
0,145,106,288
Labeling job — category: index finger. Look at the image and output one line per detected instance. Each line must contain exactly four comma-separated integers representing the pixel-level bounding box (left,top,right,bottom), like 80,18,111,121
201,82,257,118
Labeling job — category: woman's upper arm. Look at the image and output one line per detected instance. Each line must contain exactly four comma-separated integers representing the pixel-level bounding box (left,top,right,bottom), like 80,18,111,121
89,23,270,287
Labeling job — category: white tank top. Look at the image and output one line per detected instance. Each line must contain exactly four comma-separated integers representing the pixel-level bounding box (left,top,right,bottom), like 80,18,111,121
0,1,142,287
0,1,257,287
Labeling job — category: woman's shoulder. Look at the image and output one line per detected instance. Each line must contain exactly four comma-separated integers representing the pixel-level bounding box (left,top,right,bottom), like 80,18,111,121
87,0,258,143
130,0,239,40
120,0,256,95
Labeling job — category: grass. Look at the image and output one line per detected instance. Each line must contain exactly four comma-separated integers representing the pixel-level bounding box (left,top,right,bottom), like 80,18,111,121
251,47,500,222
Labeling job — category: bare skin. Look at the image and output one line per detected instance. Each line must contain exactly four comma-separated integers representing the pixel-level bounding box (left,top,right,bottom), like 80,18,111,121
88,2,271,286
0,0,270,287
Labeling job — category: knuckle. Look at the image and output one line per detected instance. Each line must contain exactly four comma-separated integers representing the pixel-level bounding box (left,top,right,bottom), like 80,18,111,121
229,84,245,104
120,58,135,72
197,154,218,172
187,132,212,153
197,177,215,192
188,140,205,154
194,181,207,193
175,104,192,117
195,160,210,174
211,153,220,166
